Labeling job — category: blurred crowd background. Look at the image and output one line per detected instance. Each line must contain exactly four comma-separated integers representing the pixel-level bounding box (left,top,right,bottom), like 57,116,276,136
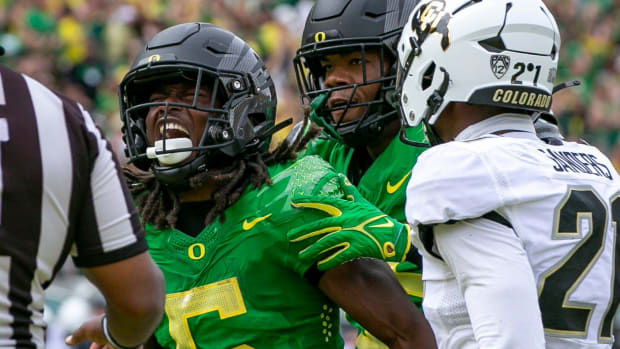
0,0,618,347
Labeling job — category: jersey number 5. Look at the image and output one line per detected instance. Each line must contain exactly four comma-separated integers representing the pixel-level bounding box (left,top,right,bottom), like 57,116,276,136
165,277,252,349
538,188,620,342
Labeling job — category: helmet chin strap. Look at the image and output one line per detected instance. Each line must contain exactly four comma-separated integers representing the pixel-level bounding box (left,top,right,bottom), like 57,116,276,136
308,93,342,141
335,85,401,148
398,120,443,148
422,120,444,146
422,67,450,122
152,152,210,190
400,67,450,148
147,116,292,189
399,128,430,148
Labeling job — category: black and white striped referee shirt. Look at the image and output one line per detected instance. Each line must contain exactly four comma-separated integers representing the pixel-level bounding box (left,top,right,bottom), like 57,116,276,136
0,64,147,348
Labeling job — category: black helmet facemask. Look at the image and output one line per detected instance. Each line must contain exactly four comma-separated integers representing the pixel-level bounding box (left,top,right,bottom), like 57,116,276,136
119,23,282,189
295,42,398,148
293,0,419,148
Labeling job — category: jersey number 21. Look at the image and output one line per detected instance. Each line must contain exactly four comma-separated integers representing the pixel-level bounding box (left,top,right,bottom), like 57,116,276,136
538,188,620,342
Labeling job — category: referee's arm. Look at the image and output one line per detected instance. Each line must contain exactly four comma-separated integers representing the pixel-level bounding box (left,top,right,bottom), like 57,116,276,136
66,105,165,348
78,252,165,348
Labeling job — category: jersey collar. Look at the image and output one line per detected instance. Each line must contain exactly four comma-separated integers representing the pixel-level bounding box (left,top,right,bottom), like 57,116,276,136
455,113,537,142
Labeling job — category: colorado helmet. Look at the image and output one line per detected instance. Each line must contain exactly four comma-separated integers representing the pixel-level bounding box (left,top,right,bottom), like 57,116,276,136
396,0,560,127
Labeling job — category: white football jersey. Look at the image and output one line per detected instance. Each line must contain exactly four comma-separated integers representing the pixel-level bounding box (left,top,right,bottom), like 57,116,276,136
406,115,620,348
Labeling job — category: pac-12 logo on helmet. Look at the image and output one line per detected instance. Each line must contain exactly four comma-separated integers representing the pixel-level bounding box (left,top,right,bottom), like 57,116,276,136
491,55,511,79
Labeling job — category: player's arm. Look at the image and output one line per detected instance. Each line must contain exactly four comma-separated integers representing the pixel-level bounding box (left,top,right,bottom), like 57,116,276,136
67,253,165,348
288,175,411,270
406,145,545,347
432,218,545,348
319,258,436,348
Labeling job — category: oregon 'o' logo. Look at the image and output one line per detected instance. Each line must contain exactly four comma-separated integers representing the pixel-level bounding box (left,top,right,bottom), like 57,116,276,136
188,243,205,260
148,54,161,63
314,32,326,43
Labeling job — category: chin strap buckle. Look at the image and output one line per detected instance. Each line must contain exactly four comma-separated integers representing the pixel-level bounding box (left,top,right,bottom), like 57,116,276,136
425,67,450,117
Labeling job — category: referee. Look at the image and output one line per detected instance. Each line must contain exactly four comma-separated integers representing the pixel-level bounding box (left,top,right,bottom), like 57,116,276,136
0,48,164,348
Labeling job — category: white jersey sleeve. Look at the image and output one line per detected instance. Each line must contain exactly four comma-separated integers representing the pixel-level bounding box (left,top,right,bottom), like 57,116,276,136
405,141,504,227
406,139,545,348
431,218,545,349
70,103,147,267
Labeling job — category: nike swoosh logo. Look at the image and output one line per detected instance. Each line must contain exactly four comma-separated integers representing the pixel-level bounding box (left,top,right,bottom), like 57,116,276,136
386,172,411,194
291,202,342,217
242,214,272,231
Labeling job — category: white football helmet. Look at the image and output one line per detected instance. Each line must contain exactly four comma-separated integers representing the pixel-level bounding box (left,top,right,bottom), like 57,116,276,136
396,0,560,127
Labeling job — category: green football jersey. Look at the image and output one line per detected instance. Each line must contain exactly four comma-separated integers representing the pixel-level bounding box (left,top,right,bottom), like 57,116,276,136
145,156,351,349
303,125,427,223
302,126,427,349
302,126,427,314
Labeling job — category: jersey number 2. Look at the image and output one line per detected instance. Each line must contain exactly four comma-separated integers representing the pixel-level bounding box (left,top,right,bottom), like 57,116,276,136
165,277,253,349
538,188,620,341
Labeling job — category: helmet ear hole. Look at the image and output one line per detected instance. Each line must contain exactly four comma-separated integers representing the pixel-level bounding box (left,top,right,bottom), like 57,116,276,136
421,62,436,91
248,112,266,126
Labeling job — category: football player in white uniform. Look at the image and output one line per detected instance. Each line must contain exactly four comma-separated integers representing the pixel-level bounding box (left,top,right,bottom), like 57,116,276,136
285,0,619,347
395,0,620,348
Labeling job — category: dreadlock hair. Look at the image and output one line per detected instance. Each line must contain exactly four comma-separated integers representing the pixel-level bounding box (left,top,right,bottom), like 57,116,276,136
123,116,322,230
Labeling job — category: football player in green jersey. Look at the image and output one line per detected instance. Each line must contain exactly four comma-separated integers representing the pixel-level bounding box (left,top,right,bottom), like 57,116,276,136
119,22,435,349
292,1,428,347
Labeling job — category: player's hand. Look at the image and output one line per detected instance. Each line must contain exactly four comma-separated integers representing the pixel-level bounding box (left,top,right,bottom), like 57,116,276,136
65,314,108,348
65,314,141,349
288,175,411,271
